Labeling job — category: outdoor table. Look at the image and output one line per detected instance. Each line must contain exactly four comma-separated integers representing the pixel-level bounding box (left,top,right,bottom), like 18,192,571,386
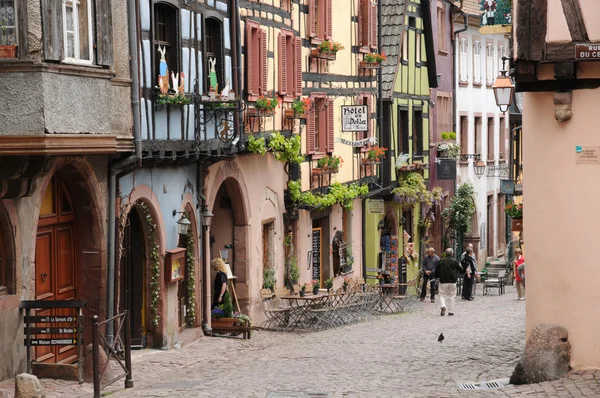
377,284,401,313
279,294,329,330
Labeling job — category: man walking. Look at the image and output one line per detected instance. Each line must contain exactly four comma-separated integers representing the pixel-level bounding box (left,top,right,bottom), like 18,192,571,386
461,243,477,299
420,247,439,303
461,248,476,300
436,248,465,316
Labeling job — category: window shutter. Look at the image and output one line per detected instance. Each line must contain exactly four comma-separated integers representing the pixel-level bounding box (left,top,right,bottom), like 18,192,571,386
41,0,64,61
356,95,366,141
260,29,267,94
359,0,369,47
366,95,372,138
308,0,316,37
371,3,378,48
307,107,316,154
246,24,255,96
95,0,114,66
294,37,302,97
325,0,332,40
278,33,287,96
326,99,335,153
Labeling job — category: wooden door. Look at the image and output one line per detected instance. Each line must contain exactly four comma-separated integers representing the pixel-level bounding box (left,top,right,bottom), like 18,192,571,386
35,176,78,364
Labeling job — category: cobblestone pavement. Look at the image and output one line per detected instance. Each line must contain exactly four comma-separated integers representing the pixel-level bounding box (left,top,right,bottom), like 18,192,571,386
1,285,599,398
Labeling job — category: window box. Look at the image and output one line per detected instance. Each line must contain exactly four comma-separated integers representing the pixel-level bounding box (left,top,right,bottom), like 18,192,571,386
0,45,17,59
310,49,336,61
284,109,306,119
362,158,381,165
312,166,338,175
359,61,381,70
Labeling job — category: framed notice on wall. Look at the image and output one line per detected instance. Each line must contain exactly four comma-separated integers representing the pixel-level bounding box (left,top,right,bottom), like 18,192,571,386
312,228,322,287
165,248,186,283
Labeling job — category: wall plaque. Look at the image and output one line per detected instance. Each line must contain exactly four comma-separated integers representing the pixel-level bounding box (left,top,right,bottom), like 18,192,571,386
575,44,600,60
576,146,600,164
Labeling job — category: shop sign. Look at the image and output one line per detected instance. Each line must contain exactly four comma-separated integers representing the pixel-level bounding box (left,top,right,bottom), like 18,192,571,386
575,44,600,60
368,199,384,214
335,137,377,147
341,105,368,132
436,158,456,180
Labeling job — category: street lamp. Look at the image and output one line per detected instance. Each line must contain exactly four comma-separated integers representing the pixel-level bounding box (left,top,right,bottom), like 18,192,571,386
492,57,515,113
201,205,214,228
474,160,486,178
172,210,191,236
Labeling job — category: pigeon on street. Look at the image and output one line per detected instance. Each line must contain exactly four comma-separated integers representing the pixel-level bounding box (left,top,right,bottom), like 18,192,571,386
438,333,444,343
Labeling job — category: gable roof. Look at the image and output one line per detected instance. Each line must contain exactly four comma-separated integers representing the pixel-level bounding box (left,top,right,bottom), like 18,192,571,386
380,0,406,97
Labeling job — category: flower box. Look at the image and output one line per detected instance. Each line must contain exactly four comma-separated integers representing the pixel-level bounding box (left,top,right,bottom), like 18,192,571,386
310,48,336,61
284,108,306,119
362,158,381,165
211,318,239,328
359,61,381,69
512,219,523,231
247,108,274,118
0,45,17,59
312,166,339,175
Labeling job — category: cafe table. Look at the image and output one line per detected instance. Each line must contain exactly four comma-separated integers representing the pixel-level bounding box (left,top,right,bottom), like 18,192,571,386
279,293,330,330
376,284,402,313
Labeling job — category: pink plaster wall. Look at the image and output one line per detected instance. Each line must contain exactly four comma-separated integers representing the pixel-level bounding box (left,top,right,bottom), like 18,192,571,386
523,89,600,369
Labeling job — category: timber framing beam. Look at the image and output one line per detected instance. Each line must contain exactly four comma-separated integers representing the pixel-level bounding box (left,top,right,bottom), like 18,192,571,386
560,0,588,42
516,0,547,62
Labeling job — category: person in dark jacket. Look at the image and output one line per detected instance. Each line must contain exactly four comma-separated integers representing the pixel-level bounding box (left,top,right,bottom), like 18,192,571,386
461,248,476,301
420,247,439,303
435,248,465,316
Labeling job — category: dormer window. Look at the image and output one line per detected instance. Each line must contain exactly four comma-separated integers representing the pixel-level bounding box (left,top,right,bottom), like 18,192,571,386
205,18,224,93
154,3,179,90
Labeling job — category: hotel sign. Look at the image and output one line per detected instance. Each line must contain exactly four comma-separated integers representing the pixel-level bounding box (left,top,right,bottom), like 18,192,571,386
341,105,368,132
575,44,600,60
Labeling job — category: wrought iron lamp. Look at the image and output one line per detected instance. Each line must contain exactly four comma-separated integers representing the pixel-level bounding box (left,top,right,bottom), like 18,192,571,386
172,210,191,236
201,205,214,228
492,58,515,113
474,160,487,178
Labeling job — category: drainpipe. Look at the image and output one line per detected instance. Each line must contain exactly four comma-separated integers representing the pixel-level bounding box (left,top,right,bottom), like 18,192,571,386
377,0,383,187
197,161,213,334
106,0,143,345
361,197,367,281
452,10,467,258
231,0,244,149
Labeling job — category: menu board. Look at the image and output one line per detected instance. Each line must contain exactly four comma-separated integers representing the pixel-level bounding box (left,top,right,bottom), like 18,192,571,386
312,228,322,285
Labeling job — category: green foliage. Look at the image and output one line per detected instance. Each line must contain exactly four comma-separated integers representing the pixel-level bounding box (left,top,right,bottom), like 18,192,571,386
442,182,476,240
217,292,234,318
392,172,432,206
247,135,267,155
156,94,191,106
288,180,369,210
431,186,444,205
284,233,293,247
437,142,460,158
441,132,449,140
268,132,304,164
135,202,161,327
325,278,334,290
263,267,276,291
289,257,300,282
184,213,196,324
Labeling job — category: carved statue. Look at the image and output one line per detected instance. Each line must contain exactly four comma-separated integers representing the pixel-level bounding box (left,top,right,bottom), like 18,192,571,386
208,57,218,93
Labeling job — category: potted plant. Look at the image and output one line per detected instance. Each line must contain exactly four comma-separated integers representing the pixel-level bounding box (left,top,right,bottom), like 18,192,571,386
437,142,460,158
440,131,456,141
360,52,386,68
0,18,17,59
311,279,320,295
311,40,344,60
263,266,276,292
376,273,385,286
254,94,280,114
285,97,312,119
363,146,387,164
315,155,343,174
343,277,352,292
289,256,300,285
505,201,523,231
299,283,307,297
325,277,334,293
211,294,237,327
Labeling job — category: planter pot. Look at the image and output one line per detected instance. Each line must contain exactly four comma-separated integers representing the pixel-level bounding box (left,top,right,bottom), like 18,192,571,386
512,218,523,231
310,48,337,61
211,318,238,328
379,279,384,286
362,158,381,165
312,167,338,175
312,287,320,295
0,45,17,59
284,108,306,119
299,290,306,297
359,61,381,69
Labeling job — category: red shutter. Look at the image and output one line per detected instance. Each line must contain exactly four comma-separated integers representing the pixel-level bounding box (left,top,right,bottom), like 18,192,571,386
294,37,303,97
359,0,369,47
246,24,254,97
366,95,372,138
278,33,287,96
308,0,316,37
371,3,378,48
260,29,268,95
326,0,333,40
326,99,335,153
307,106,316,154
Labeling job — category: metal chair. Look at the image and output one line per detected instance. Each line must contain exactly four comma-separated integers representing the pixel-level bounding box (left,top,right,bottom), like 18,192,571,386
483,270,506,296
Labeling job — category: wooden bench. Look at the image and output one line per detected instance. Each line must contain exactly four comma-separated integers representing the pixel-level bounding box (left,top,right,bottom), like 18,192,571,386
211,325,262,340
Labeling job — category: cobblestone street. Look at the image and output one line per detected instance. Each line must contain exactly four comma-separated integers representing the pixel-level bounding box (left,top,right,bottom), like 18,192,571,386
1,285,599,398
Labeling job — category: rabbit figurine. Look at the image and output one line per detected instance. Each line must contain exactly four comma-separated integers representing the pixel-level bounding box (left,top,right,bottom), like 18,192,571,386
171,72,179,93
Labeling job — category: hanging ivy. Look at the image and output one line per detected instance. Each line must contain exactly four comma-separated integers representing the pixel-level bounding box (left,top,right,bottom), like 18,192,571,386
184,212,196,325
247,132,303,164
288,180,369,210
135,202,161,327
392,172,432,206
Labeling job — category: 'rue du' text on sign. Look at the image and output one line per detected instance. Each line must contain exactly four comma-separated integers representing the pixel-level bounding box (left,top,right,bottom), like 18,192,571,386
575,44,600,60
576,146,600,164
341,105,368,132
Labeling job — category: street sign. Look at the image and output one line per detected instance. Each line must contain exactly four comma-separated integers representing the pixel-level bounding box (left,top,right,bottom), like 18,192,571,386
500,179,515,195
575,43,600,60
24,338,79,346
25,327,78,334
341,105,368,132
25,315,77,323
436,158,456,180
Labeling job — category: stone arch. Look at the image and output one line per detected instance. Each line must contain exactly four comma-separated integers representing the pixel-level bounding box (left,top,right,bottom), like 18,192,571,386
0,200,18,297
182,192,201,327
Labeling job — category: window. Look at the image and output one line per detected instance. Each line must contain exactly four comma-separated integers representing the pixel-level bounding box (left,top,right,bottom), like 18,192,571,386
62,0,93,62
155,3,179,90
413,108,423,157
436,92,451,140
307,94,334,154
486,42,494,85
246,21,267,100
359,0,377,49
206,18,224,93
487,117,494,161
0,1,17,48
487,195,494,257
498,42,505,74
460,115,468,157
497,194,506,253
473,39,481,85
437,2,446,53
398,107,409,155
402,30,408,61
278,29,302,100
459,37,468,83
308,0,332,40
499,117,506,160
356,93,372,143
416,33,421,63
474,117,482,155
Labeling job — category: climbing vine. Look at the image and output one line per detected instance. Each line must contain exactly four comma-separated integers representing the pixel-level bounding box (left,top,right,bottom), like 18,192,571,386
247,132,303,164
135,202,161,327
288,180,369,210
184,212,196,324
392,172,432,206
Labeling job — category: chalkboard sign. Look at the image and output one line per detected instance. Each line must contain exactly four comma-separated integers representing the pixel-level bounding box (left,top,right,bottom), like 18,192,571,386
312,228,322,285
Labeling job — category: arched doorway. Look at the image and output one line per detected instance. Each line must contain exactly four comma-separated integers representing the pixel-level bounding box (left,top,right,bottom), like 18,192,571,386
35,173,78,364
119,205,147,348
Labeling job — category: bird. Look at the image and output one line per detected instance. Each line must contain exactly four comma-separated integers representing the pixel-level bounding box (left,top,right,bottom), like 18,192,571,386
438,333,444,343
